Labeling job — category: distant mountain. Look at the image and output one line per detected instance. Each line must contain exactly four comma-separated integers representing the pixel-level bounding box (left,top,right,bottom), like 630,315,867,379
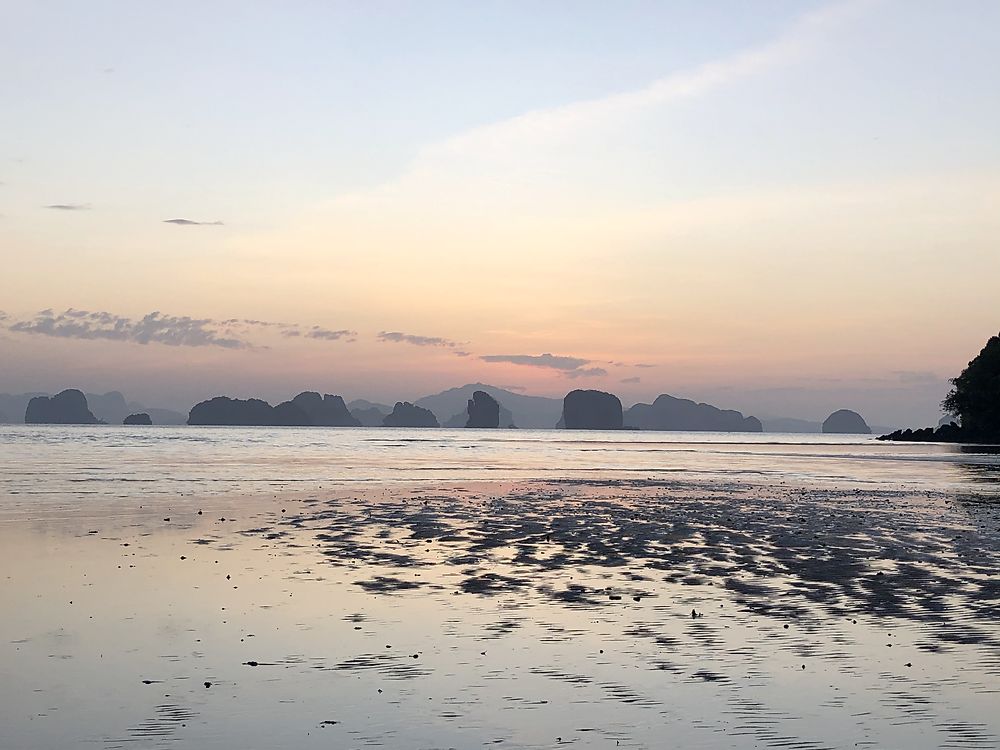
415,384,560,429
142,407,187,425
0,393,42,423
624,394,762,432
347,399,391,427
85,391,130,425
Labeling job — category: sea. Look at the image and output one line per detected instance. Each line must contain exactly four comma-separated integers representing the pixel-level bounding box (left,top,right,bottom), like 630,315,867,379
1,426,998,749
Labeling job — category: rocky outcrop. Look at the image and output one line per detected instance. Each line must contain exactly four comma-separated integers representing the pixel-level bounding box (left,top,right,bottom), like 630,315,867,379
444,404,516,428
821,409,871,434
624,394,762,432
278,392,360,427
188,392,360,427
271,400,310,426
24,389,99,424
878,423,964,443
562,390,623,430
382,402,439,428
465,391,500,428
123,413,153,425
187,397,277,426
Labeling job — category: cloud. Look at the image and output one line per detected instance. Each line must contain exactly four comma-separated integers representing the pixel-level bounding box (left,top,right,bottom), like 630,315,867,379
378,331,461,348
565,367,609,379
163,218,224,226
621,376,641,384
633,363,657,369
480,353,590,371
44,203,90,211
9,308,249,349
349,0,871,208
305,326,356,341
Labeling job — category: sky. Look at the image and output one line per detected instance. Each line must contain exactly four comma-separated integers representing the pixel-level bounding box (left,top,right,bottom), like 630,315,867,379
1,0,998,426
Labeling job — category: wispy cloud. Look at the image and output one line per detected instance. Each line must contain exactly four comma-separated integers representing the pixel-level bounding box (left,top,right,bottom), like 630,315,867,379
565,367,608,379
378,331,462,348
621,376,641,384
306,326,356,341
164,218,224,226
9,309,249,349
367,0,871,194
480,353,590,371
44,203,90,211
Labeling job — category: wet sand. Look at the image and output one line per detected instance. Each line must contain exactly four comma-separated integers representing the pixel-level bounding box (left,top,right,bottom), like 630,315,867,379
2,477,999,749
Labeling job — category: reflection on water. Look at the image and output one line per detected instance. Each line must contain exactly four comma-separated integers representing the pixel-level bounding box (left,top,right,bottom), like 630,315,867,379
0,425,998,514
1,427,999,748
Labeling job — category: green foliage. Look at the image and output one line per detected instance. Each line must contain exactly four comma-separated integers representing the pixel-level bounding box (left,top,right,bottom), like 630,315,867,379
943,334,1000,440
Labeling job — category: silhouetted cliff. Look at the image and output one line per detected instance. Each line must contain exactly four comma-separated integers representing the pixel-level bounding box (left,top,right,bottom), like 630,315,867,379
382,402,439,428
188,397,277,426
624,394,762,432
188,392,360,427
822,409,871,434
466,391,500,428
272,400,310,426
24,389,99,424
562,390,623,430
278,392,360,427
123,413,153,425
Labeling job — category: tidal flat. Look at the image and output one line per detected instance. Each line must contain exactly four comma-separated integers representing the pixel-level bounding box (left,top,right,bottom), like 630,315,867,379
3,472,999,749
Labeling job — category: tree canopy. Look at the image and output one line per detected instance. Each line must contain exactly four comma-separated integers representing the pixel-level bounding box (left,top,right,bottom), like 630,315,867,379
943,333,1000,441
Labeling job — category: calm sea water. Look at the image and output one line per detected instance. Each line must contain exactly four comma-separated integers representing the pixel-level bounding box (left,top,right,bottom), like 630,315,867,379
1,425,998,512
2,426,999,749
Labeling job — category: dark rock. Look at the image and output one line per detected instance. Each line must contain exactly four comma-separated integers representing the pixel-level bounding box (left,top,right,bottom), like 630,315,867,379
624,394,762,432
562,390,623,430
822,409,871,434
465,391,500,428
123,413,152,425
878,423,964,443
382,402,439,428
281,392,360,427
271,400,311,426
187,391,358,427
187,396,276,426
24,389,99,424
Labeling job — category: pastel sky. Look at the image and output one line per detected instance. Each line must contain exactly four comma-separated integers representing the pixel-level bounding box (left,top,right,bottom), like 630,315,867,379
1,0,998,425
